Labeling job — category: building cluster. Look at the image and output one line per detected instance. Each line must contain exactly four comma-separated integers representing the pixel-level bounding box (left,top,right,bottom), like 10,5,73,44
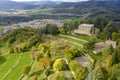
12,19,63,28
0,19,64,36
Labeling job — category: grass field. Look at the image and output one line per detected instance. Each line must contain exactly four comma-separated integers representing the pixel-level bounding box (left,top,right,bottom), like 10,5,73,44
66,34,90,41
5,52,31,80
56,35,85,45
89,52,102,61
0,52,31,80
0,54,19,79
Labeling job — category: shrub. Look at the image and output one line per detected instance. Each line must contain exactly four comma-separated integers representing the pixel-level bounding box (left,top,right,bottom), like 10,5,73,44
54,71,67,80
22,65,31,75
69,60,80,71
53,58,67,71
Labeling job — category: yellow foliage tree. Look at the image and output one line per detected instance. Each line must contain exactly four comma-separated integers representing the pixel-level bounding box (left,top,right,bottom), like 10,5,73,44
38,57,51,70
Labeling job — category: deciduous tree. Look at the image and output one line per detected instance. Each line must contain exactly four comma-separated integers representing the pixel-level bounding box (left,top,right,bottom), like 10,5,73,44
53,58,67,71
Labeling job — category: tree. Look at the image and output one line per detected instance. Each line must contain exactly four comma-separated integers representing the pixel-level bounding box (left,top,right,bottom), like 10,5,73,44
69,60,80,71
110,63,120,80
65,52,73,61
38,57,51,70
30,46,43,61
102,45,114,59
53,58,67,71
116,45,120,62
94,17,108,31
95,28,100,38
22,65,31,76
85,65,94,80
28,35,40,47
75,66,87,80
92,66,107,80
39,44,51,58
54,71,67,80
112,32,120,41
84,40,95,50
109,51,116,66
104,21,118,39
46,24,58,35
8,37,16,45
30,75,37,80
59,28,66,34
65,47,82,61
105,55,113,67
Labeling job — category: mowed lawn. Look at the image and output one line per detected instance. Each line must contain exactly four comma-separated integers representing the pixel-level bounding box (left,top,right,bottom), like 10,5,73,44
56,35,85,45
65,34,104,42
66,34,90,41
5,52,31,80
0,54,19,79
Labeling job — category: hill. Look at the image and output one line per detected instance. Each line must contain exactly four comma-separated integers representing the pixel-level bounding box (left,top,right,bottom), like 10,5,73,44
0,0,120,26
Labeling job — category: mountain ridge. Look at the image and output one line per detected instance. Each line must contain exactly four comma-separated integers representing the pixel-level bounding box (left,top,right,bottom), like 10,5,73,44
0,0,119,10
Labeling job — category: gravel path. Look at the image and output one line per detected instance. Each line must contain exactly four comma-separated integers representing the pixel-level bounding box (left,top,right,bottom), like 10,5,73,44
65,71,72,80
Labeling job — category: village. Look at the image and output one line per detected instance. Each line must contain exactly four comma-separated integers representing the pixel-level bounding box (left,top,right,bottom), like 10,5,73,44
0,19,118,80
0,19,64,35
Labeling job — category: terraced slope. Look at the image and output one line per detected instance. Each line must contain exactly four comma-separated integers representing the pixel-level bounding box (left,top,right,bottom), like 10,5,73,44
0,54,19,80
5,52,31,80
56,34,87,47
0,52,31,80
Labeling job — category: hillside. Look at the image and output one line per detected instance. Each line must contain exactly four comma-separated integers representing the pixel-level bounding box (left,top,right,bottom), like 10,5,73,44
0,21,120,79
0,0,119,26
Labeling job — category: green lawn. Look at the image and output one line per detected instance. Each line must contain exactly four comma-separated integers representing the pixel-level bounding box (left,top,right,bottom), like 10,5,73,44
66,34,105,42
66,34,90,41
89,52,102,61
56,35,85,45
0,54,19,79
5,52,31,80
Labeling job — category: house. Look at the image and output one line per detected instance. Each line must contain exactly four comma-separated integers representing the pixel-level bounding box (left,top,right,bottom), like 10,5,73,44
74,24,94,36
93,40,117,54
